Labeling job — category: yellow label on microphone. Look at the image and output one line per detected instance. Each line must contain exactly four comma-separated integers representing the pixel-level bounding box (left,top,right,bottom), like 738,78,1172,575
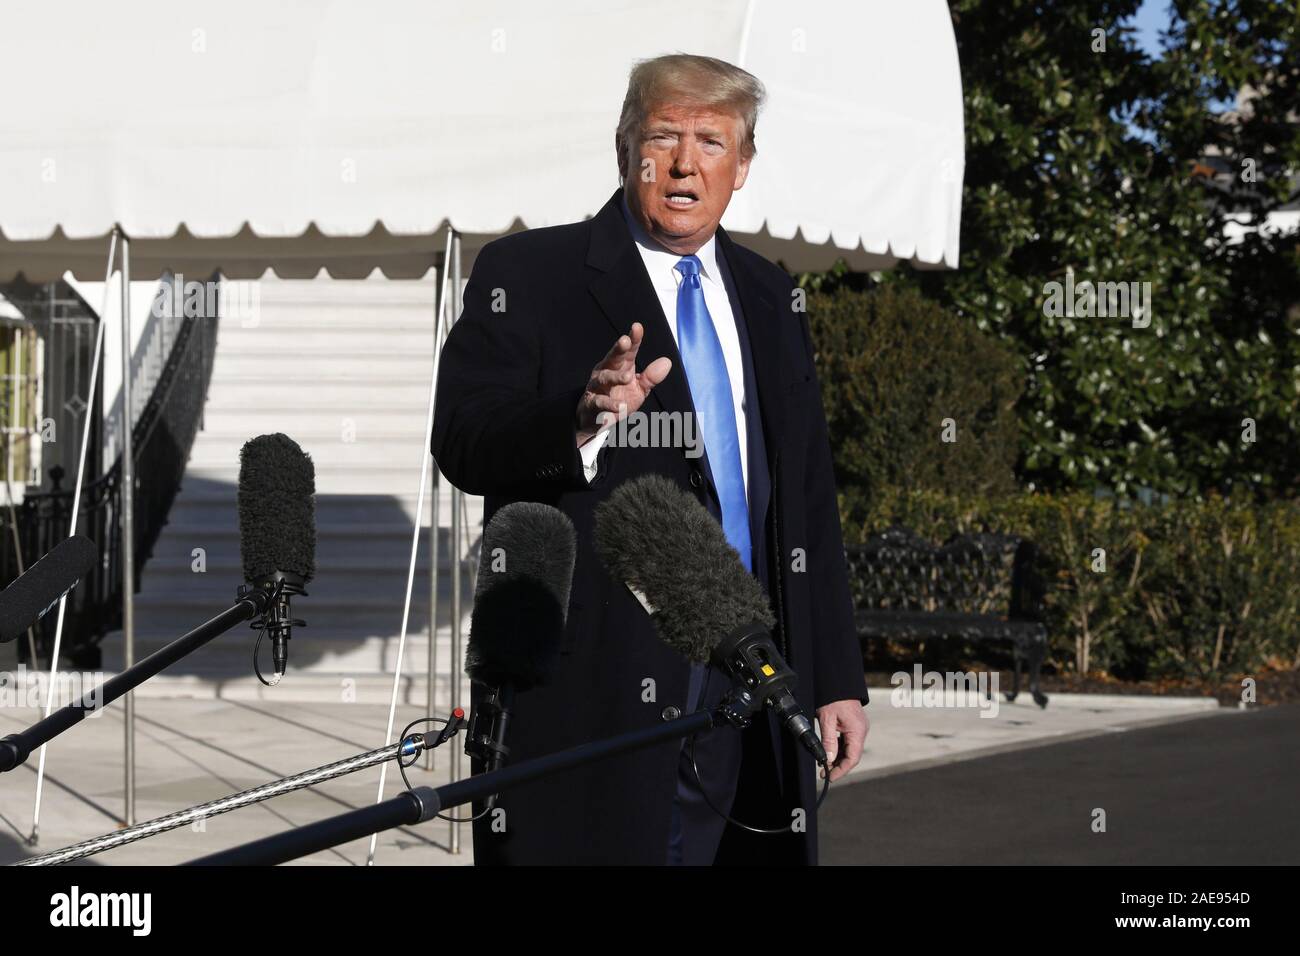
761,664,775,677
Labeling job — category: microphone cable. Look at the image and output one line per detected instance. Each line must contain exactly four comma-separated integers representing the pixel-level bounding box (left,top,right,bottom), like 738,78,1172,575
247,578,306,687
686,734,831,835
394,716,493,824
251,628,281,686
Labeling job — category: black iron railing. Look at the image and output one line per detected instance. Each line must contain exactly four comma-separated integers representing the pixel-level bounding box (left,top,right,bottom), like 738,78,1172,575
5,306,218,668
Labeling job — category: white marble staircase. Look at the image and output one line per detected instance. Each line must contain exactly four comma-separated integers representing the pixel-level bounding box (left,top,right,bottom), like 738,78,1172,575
102,275,481,703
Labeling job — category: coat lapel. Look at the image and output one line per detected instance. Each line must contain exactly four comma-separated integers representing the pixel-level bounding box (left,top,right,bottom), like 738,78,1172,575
585,190,788,480
715,226,787,476
586,190,697,424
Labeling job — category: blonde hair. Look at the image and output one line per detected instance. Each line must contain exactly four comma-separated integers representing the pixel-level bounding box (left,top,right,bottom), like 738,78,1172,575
617,54,766,164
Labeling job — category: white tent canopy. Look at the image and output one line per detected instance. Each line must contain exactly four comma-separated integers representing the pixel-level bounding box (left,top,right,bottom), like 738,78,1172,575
0,0,964,280
0,0,966,848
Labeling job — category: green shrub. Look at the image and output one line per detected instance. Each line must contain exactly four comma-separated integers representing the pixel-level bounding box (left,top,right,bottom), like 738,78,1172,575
807,285,1023,514
845,487,1300,682
1135,498,1300,679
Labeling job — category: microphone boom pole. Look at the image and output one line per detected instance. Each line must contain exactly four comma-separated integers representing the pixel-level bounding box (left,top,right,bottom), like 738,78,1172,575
187,706,725,866
0,587,277,773
14,713,464,866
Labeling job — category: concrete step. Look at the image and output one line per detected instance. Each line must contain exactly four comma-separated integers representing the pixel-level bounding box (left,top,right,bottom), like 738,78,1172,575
186,437,431,471
87,669,471,706
130,276,488,680
180,463,444,496
120,601,475,673
136,565,453,591
227,313,440,333
203,382,430,409
215,330,436,354
126,606,464,642
102,629,474,682
198,409,433,436
165,491,478,522
147,534,464,566
131,558,476,600
159,520,435,540
129,590,452,621
194,431,432,451
133,563,475,598
210,356,433,381
223,316,441,335
248,278,439,305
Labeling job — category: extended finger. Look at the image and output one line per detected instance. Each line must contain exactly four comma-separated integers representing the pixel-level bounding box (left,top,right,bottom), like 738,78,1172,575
637,356,672,390
588,367,636,391
622,323,645,364
588,393,630,414
596,332,634,370
840,722,866,773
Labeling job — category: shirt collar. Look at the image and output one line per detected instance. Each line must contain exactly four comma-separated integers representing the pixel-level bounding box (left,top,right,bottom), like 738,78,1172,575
620,191,720,284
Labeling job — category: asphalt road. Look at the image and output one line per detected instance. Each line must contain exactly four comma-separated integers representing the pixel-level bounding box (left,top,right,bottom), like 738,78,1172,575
819,704,1300,865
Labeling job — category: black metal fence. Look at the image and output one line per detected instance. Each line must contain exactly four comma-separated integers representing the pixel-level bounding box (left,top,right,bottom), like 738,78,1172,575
2,300,218,668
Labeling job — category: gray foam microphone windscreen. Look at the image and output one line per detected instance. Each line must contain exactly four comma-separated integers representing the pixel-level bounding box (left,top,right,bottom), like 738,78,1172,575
466,501,576,692
237,433,317,585
592,474,774,664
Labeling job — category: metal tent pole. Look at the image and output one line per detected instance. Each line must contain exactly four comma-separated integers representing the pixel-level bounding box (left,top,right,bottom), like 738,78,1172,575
424,245,453,774
363,227,455,866
119,234,136,827
30,229,118,844
424,460,439,773
448,232,463,856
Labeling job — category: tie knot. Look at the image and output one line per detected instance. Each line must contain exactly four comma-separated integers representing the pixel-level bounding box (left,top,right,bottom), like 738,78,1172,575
675,255,702,278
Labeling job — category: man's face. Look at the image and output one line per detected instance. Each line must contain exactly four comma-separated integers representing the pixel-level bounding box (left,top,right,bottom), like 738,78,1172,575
620,103,751,256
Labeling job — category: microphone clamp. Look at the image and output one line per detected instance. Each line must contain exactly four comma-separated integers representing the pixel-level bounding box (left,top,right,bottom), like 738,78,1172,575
465,684,513,770
425,707,468,749
713,622,829,766
241,572,308,686
716,686,762,731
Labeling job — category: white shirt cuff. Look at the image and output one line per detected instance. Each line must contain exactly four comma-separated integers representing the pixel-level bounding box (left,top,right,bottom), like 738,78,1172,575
578,427,612,483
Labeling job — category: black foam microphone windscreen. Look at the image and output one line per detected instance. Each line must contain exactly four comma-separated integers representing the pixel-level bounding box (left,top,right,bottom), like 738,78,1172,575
0,534,97,643
592,474,774,664
237,434,316,585
466,502,576,693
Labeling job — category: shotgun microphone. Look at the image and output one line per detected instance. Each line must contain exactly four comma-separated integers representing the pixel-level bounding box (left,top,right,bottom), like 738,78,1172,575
0,534,96,644
593,474,827,765
464,502,574,798
236,434,316,684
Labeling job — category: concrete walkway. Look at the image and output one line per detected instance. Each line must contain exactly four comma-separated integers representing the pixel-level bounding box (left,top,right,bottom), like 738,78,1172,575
0,695,472,867
0,683,1224,866
844,685,1223,783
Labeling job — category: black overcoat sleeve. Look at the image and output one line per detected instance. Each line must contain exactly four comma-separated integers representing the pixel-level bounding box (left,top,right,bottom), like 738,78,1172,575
430,241,588,495
794,288,870,709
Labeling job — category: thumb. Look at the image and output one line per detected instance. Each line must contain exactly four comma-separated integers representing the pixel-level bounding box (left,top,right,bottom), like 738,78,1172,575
820,714,839,766
639,356,672,389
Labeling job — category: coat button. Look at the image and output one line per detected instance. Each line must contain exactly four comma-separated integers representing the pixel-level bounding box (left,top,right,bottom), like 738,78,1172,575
689,471,702,489
661,706,681,721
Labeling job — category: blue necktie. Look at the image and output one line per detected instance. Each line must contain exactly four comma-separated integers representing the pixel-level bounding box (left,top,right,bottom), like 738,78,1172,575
674,255,751,572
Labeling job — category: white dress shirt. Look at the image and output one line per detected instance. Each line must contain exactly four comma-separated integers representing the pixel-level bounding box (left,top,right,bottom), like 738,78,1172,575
579,195,750,504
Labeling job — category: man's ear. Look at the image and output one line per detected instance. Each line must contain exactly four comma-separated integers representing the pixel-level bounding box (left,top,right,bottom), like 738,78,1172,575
733,151,752,191
615,133,628,182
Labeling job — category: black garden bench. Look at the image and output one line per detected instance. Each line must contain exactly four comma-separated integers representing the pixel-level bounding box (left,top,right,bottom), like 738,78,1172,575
845,527,1050,708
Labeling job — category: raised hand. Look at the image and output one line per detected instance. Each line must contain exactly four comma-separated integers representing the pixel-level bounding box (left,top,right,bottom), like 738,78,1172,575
575,322,672,447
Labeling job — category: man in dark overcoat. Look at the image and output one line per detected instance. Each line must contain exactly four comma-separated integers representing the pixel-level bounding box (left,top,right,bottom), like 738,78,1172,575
432,53,868,865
